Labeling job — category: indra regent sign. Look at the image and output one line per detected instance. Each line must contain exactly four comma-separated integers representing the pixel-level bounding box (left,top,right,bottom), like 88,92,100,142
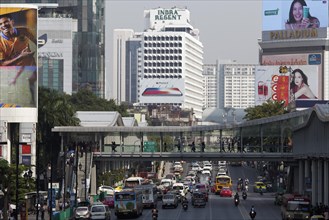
155,9,182,20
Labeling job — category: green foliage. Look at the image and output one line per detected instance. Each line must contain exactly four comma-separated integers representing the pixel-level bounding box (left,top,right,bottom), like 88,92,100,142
0,160,35,211
69,88,129,116
243,100,288,121
97,169,125,186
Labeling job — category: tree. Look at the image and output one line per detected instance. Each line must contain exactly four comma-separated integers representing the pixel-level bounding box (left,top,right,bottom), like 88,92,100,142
243,100,288,121
69,88,128,116
37,87,80,180
0,160,33,219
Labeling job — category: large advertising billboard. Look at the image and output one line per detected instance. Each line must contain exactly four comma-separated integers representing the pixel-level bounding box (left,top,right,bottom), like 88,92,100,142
263,0,328,31
261,53,322,100
0,4,38,123
255,65,319,106
0,5,38,108
139,78,184,104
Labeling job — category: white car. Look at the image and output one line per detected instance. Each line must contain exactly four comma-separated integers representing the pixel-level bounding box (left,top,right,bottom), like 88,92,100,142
203,164,213,171
201,170,211,176
172,182,187,197
191,164,202,172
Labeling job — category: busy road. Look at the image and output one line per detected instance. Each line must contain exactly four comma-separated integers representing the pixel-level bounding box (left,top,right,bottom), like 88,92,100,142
105,161,283,220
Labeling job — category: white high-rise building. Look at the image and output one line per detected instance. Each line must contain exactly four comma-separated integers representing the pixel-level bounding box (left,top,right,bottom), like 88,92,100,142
139,8,204,118
203,64,218,108
112,7,204,118
111,29,135,104
223,64,255,109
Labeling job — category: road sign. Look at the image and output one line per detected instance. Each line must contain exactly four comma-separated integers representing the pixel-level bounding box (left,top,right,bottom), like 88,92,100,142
143,141,156,152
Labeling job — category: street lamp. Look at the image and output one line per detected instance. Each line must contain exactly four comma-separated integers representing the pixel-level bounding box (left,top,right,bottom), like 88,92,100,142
78,163,87,201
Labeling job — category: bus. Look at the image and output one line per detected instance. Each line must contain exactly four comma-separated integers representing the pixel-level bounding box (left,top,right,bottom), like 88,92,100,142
281,194,311,220
124,177,145,188
114,188,143,218
215,175,232,194
134,184,158,208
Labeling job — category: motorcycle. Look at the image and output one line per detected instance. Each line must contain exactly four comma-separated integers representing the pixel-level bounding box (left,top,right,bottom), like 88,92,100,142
242,192,247,200
250,210,256,220
182,203,188,211
152,209,158,220
234,197,239,206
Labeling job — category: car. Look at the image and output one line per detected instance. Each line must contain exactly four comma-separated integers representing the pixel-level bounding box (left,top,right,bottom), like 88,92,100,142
217,169,227,176
253,182,267,193
162,193,178,209
201,170,211,176
203,163,213,171
218,161,227,166
184,176,196,185
90,202,111,220
102,195,114,208
164,174,177,184
74,206,90,219
191,164,203,172
172,182,187,198
191,191,206,208
193,183,209,201
219,187,232,197
310,215,325,220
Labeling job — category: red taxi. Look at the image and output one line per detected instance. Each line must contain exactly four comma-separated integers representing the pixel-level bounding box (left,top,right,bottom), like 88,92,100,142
219,187,233,197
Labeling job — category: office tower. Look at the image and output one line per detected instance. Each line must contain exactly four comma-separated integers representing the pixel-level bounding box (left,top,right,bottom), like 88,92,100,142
203,64,218,108
138,7,204,118
223,64,255,109
111,30,135,104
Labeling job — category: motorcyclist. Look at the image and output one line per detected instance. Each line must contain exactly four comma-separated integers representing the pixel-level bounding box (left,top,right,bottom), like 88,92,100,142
182,197,188,205
242,190,247,200
249,205,257,219
234,192,240,200
152,208,158,218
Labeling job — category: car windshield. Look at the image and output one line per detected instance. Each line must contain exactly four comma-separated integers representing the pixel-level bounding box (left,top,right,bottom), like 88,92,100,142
163,194,174,199
173,186,183,190
91,206,105,212
76,207,88,212
196,185,206,189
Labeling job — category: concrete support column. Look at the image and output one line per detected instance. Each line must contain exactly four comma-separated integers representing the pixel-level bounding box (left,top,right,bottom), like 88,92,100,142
305,160,310,178
317,160,323,204
311,160,318,205
298,160,304,194
324,160,329,205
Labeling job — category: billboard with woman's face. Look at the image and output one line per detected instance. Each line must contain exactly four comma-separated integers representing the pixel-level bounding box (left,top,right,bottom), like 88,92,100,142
0,4,38,123
255,65,319,106
263,0,328,31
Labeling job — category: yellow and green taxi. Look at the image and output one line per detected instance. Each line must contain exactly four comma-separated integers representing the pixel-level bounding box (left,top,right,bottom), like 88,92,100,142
253,181,266,193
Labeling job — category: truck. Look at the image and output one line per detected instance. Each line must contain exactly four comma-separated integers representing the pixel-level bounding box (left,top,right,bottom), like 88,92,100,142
134,184,158,208
281,194,311,220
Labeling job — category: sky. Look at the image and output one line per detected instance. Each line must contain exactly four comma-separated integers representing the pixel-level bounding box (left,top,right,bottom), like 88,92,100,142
106,0,262,65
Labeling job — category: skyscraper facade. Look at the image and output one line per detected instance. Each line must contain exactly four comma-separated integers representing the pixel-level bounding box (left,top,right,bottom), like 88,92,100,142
223,64,255,109
203,64,218,108
113,7,204,118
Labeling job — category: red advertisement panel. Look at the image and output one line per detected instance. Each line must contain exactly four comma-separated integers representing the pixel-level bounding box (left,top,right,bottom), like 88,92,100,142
22,144,31,154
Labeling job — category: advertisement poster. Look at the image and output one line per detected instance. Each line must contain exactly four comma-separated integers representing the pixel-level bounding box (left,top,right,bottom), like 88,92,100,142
255,65,319,106
0,6,38,108
139,78,184,104
263,0,328,31
261,54,322,100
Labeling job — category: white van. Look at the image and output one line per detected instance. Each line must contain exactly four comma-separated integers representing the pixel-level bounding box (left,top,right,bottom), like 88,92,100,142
124,177,145,188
